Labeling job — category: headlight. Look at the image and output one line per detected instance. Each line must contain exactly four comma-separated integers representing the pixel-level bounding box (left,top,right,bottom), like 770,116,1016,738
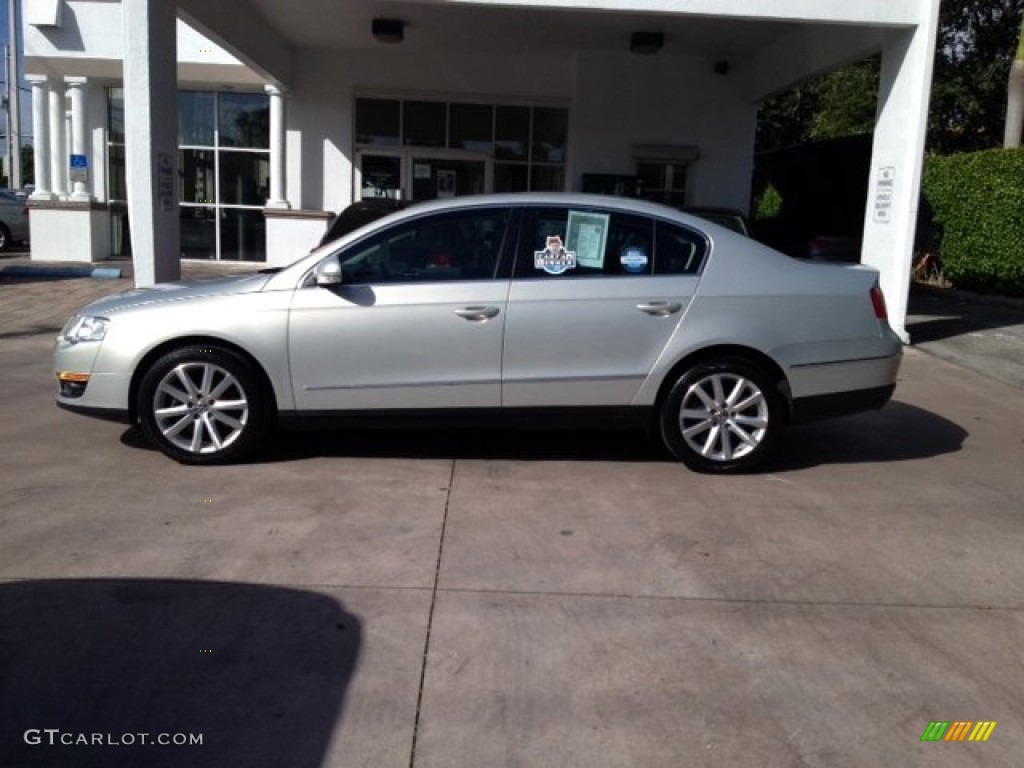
60,315,110,345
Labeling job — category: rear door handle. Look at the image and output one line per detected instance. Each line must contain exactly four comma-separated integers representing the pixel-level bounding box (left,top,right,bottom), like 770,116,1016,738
636,301,682,317
454,306,500,322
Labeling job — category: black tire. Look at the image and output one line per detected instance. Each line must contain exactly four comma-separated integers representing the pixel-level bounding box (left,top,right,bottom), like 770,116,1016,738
137,345,271,465
660,357,781,473
0,223,12,252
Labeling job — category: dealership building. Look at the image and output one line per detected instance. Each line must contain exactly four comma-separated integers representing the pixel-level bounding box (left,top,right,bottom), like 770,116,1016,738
22,0,940,339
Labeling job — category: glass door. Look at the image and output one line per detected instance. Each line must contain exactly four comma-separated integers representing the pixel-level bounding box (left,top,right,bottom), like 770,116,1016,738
356,150,491,202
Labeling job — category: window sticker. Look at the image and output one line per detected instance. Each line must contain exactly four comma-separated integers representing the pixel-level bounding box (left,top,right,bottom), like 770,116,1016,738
566,210,610,269
534,235,576,275
620,247,648,274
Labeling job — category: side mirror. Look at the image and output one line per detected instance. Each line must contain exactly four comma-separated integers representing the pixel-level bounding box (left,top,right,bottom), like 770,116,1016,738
314,257,343,286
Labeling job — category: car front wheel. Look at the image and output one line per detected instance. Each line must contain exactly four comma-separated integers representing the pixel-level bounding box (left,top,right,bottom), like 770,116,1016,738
660,358,780,473
137,345,270,464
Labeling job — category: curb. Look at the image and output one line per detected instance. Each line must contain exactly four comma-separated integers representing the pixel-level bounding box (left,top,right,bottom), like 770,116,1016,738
0,264,123,280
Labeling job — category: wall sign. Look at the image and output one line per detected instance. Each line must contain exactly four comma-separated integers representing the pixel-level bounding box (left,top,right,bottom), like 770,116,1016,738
69,154,89,183
873,166,895,223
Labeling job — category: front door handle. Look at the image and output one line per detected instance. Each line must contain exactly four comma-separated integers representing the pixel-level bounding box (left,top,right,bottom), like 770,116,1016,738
454,306,500,322
636,301,682,317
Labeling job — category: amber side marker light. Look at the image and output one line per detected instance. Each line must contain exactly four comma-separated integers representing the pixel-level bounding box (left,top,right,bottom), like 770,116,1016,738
57,372,90,383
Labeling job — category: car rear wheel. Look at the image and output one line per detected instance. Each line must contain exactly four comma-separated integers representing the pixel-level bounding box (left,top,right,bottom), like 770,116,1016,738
660,358,780,473
0,223,12,252
137,345,270,465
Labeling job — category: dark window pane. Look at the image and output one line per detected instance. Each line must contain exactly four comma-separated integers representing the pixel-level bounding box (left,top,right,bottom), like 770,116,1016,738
179,91,215,146
108,144,127,201
340,210,509,284
220,151,270,206
449,103,493,151
403,101,446,147
532,107,567,163
220,209,267,261
360,155,403,199
529,165,564,192
180,149,216,205
108,88,124,144
655,222,707,275
180,207,217,260
356,98,400,146
218,92,269,148
494,163,528,193
495,106,529,160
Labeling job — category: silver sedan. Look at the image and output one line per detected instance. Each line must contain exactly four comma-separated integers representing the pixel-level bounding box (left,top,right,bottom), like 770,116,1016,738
55,193,902,472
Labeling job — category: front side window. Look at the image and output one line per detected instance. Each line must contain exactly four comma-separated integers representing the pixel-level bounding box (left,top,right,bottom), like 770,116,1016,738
337,209,510,284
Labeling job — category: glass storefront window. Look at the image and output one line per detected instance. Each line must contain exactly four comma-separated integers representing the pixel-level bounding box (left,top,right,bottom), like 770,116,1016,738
180,149,216,205
494,163,528,193
218,93,269,148
532,108,567,163
403,101,446,148
108,144,127,202
220,152,270,206
495,105,530,161
109,88,125,144
180,207,217,260
179,91,215,146
449,103,493,152
356,98,401,146
220,209,267,261
529,165,564,192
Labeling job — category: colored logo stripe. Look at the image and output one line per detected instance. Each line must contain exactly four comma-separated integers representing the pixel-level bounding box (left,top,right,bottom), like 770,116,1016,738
969,722,997,742
921,720,996,742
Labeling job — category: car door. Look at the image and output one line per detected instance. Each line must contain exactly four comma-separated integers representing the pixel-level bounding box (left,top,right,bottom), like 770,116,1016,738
288,207,513,411
502,206,705,407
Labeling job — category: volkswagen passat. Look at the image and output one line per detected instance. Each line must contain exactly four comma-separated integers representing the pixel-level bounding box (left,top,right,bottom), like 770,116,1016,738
55,194,902,472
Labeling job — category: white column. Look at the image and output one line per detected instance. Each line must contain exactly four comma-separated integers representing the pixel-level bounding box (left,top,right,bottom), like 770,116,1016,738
860,0,941,343
48,81,67,198
26,75,53,200
65,77,92,200
122,0,180,286
265,83,289,208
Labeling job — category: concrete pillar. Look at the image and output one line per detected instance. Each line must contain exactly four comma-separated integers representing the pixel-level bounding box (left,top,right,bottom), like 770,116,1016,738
26,75,53,200
48,81,67,198
265,84,289,208
65,77,92,200
122,0,180,285
861,0,941,343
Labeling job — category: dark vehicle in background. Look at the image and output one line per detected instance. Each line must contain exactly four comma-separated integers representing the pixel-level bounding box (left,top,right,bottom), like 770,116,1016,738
753,135,870,262
0,189,30,251
319,198,408,247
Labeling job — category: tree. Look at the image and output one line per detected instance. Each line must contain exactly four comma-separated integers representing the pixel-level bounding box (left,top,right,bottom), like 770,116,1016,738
1003,16,1024,146
930,0,1024,153
757,0,1024,155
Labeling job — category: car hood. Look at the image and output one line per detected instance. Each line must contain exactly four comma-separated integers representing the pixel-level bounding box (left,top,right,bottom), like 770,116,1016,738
80,273,273,316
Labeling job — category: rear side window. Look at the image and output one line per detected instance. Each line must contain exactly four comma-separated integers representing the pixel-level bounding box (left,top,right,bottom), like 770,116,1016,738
515,207,654,278
654,221,708,275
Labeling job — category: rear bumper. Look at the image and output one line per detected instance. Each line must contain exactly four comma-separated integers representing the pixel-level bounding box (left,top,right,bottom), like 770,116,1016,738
790,383,896,424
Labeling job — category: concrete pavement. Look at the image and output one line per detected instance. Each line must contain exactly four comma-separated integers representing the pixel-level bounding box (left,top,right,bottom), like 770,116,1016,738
1,263,1022,767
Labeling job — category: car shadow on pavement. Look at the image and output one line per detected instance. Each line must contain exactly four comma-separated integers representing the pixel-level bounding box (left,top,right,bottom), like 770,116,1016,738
0,579,360,768
766,400,967,471
120,400,965,470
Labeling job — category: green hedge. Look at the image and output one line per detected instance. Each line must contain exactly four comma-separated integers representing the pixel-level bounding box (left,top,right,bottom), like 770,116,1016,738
924,148,1024,295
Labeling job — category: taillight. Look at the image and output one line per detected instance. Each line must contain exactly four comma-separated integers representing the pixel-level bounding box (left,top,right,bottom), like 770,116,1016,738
870,284,888,319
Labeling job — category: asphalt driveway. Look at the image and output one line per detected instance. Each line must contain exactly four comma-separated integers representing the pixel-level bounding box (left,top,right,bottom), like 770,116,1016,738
1,264,1022,767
